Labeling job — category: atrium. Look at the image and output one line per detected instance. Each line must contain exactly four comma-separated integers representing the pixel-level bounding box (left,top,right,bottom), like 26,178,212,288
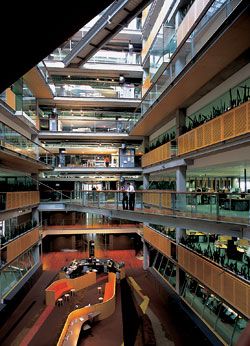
0,1,249,345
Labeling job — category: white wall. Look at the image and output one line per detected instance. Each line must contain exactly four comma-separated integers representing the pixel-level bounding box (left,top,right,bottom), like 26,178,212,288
149,118,175,142
186,64,250,117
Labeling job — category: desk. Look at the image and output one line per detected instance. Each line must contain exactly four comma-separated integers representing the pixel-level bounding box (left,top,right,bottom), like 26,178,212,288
224,199,249,211
65,258,118,278
215,244,227,249
63,312,100,346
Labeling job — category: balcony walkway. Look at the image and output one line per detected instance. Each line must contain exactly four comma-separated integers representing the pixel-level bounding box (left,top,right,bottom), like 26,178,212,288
39,196,250,238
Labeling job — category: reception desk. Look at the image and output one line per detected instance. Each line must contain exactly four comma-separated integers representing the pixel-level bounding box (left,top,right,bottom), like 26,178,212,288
64,258,121,278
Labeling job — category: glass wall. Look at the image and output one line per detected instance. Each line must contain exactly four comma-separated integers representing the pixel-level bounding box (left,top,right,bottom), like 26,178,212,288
53,82,141,99
0,245,39,298
140,0,241,118
0,176,37,192
181,274,248,345
39,111,139,134
0,121,55,164
185,78,250,131
181,232,250,282
0,215,38,247
149,224,176,241
152,250,176,288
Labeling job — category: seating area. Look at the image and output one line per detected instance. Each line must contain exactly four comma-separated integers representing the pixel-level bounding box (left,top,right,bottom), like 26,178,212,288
103,282,114,302
45,271,97,306
46,280,73,305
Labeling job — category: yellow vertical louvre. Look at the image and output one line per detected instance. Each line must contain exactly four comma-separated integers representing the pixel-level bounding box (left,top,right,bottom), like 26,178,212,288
222,274,235,303
189,129,196,151
223,110,234,140
248,102,250,131
196,126,203,148
234,280,248,315
234,103,247,136
203,121,213,147
212,116,222,143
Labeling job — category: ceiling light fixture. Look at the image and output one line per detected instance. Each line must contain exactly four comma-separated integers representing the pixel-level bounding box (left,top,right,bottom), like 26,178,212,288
107,15,112,25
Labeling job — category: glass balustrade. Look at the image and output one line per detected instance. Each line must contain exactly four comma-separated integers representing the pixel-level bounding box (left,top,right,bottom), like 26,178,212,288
140,0,242,119
181,274,248,345
40,118,138,134
54,83,141,99
0,191,39,211
0,222,40,248
43,154,140,169
0,245,39,298
0,121,56,164
40,190,250,225
152,251,176,288
88,50,141,65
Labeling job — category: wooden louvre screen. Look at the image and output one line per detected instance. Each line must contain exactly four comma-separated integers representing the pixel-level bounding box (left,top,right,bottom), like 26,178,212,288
6,228,40,263
143,225,171,258
142,142,171,167
178,101,250,155
143,191,171,208
6,191,40,210
178,246,250,318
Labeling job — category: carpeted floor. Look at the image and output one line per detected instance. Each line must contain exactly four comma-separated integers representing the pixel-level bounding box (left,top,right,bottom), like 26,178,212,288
29,275,113,346
0,270,58,346
126,267,214,346
0,250,216,346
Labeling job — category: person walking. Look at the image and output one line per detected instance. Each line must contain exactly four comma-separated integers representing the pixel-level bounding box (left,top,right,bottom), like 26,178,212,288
127,182,135,210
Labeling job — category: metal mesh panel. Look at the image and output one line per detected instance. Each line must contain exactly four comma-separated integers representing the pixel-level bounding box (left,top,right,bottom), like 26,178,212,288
212,117,222,143
235,104,247,136
223,111,234,139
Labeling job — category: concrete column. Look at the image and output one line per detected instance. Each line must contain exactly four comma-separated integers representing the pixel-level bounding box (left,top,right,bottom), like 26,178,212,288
32,208,39,225
143,174,150,189
176,166,186,192
143,240,149,270
175,10,182,29
176,166,186,294
143,136,149,152
176,108,186,136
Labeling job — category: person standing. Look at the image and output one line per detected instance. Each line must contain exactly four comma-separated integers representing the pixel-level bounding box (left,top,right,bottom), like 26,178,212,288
104,156,110,167
121,185,128,210
127,182,135,210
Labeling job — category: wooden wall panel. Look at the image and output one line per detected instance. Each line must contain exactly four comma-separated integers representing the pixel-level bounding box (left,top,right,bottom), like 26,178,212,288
6,228,40,263
178,245,250,318
6,191,40,210
196,256,204,282
6,88,16,110
203,261,212,287
222,274,235,302
234,281,248,314
143,225,171,258
143,191,171,209
177,0,210,46
211,265,223,295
